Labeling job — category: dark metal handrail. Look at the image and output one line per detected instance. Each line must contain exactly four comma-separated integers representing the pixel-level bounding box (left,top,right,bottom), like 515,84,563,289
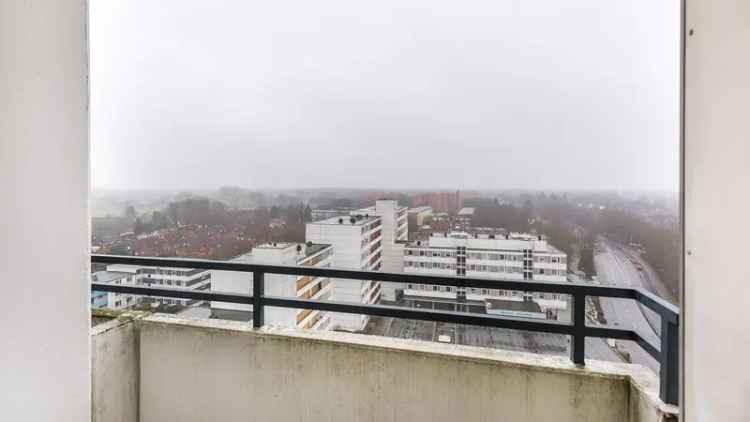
91,253,679,405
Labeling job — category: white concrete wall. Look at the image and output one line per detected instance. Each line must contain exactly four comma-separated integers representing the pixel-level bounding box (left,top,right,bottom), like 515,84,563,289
380,243,405,301
684,1,750,421
211,269,254,313
132,315,674,422
92,317,140,422
0,1,90,421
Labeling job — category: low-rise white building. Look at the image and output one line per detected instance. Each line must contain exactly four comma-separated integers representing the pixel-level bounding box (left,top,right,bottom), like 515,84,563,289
105,264,212,307
91,264,212,309
402,232,568,317
306,215,383,331
91,271,138,310
408,206,433,229
210,242,335,330
457,207,475,228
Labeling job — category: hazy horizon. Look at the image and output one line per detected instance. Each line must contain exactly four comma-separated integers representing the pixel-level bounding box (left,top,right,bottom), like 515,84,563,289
90,0,680,192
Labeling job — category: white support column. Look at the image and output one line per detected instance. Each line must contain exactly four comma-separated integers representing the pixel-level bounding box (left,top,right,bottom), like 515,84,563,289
0,1,90,421
684,0,750,420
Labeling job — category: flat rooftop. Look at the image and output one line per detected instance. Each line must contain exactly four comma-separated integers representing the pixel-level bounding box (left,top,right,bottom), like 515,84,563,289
458,207,476,216
254,242,299,250
311,208,354,213
486,298,543,313
91,271,130,283
304,243,331,256
309,215,381,226
231,242,332,262
405,232,564,255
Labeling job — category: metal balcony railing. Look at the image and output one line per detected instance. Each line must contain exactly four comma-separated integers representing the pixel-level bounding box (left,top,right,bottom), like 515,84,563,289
91,254,679,405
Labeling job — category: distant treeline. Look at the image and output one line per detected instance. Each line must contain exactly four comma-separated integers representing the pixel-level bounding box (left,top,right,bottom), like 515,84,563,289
94,191,680,301
132,197,313,243
463,196,680,300
465,197,583,275
587,209,680,299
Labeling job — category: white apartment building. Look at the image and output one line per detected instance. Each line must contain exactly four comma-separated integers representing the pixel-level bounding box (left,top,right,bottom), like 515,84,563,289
351,200,408,300
210,242,334,330
402,232,568,317
352,200,408,246
306,215,383,331
105,264,212,307
91,271,138,310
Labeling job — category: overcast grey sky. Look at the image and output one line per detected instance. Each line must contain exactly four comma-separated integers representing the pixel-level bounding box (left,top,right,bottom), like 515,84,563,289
90,0,680,192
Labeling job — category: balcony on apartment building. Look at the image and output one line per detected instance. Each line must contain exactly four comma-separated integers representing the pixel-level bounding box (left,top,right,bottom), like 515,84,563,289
90,254,679,422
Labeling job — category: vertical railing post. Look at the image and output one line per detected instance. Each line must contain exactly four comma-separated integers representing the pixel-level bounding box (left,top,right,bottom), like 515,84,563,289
253,270,264,329
660,315,679,405
570,292,586,365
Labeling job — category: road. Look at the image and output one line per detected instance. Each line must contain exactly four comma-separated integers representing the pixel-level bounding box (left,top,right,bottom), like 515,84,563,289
594,238,665,373
619,245,677,303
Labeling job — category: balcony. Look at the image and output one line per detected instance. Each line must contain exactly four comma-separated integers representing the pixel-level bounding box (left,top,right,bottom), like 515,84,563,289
92,311,676,422
91,254,678,422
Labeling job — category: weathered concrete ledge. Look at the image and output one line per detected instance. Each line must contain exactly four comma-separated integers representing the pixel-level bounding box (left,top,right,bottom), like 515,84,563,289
92,313,677,422
91,310,151,422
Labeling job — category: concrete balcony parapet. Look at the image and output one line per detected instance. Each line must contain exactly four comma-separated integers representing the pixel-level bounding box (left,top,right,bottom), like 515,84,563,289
92,313,677,422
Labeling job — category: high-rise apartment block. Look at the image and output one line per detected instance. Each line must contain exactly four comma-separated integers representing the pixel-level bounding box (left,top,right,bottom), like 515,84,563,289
306,214,383,330
350,200,408,300
351,200,407,271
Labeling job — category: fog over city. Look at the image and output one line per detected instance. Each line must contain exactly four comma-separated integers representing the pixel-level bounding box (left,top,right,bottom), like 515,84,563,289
90,0,680,192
